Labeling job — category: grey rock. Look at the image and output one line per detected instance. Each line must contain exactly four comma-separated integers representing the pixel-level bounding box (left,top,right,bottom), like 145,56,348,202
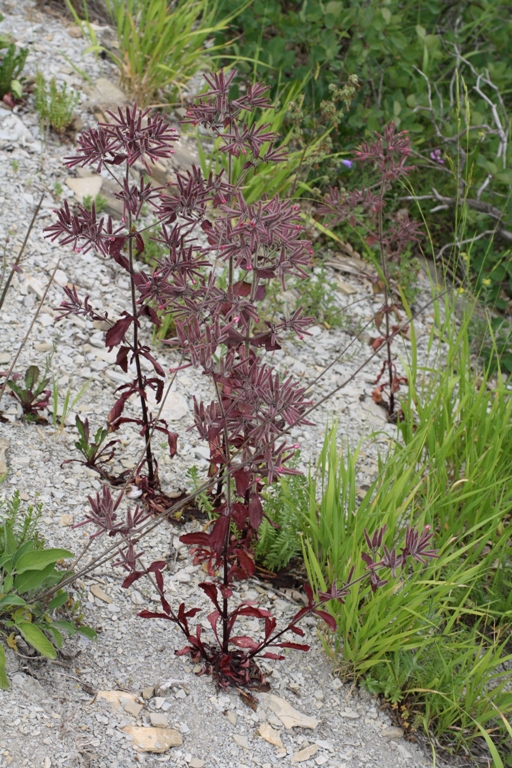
87,78,129,109
381,727,404,740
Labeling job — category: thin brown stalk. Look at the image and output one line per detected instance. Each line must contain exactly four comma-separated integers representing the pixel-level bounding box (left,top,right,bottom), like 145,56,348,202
0,260,60,404
0,192,45,312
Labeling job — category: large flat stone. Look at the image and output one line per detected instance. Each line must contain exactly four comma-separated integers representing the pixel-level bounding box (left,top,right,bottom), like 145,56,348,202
65,175,103,202
260,694,319,730
122,725,182,753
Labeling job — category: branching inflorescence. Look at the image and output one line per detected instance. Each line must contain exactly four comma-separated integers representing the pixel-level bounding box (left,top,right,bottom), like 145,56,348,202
320,123,423,417
46,72,436,690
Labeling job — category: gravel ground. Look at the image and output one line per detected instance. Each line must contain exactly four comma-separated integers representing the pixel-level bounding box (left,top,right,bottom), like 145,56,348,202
0,3,462,768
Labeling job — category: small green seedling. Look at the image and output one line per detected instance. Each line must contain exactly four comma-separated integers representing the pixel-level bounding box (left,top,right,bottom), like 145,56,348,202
7,366,51,423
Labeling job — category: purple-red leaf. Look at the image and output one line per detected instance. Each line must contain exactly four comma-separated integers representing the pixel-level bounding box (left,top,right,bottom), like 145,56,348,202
275,642,310,651
106,314,133,349
314,609,337,631
230,635,259,650
138,610,173,620
248,494,263,529
199,582,221,609
116,345,130,372
122,570,145,588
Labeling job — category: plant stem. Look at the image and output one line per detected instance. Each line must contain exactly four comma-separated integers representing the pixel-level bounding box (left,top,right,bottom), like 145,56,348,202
127,202,156,487
0,193,44,312
378,184,395,415
0,260,60,404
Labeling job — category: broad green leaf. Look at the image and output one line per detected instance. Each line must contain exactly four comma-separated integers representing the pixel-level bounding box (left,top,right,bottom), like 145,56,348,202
0,645,9,689
25,365,40,391
13,563,55,594
16,548,73,574
0,594,27,608
0,554,12,570
6,381,24,401
48,592,69,611
77,625,97,640
325,1,342,15
12,540,36,567
2,524,16,556
44,625,63,649
10,79,22,98
17,621,57,659
2,573,13,593
51,619,76,634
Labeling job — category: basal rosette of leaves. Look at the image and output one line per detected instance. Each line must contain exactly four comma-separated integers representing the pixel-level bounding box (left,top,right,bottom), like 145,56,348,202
45,70,437,690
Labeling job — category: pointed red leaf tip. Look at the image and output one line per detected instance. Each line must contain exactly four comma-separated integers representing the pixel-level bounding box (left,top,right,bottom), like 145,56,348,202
314,609,337,631
199,581,221,609
138,610,172,620
105,314,133,349
275,642,310,651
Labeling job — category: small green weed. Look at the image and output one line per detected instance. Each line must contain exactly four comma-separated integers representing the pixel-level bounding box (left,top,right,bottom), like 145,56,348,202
256,473,308,571
186,466,215,518
6,365,51,423
0,492,96,689
63,415,119,476
34,71,79,136
82,193,108,214
0,492,43,551
263,266,346,330
51,378,89,431
0,27,28,100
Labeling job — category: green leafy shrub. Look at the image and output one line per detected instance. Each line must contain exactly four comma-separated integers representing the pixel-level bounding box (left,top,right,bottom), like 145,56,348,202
213,1,512,296
34,71,79,135
0,492,96,689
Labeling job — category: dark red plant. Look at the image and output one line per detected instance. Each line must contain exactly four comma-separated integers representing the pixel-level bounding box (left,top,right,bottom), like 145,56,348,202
45,107,180,488
319,123,422,418
48,71,439,691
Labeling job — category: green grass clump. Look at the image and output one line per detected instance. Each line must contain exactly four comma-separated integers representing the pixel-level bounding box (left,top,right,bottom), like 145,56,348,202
82,194,108,214
35,71,79,136
270,299,512,763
